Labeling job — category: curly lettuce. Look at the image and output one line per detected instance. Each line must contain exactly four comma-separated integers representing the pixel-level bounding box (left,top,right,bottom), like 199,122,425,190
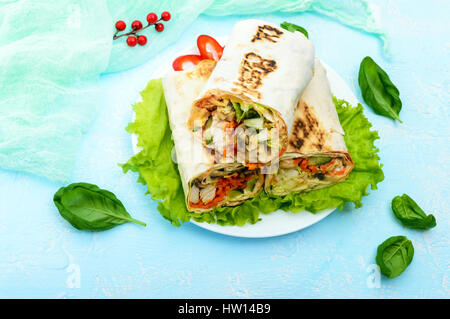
121,80,384,226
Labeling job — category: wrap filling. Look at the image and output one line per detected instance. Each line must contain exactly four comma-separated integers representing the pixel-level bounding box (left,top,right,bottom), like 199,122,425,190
267,155,352,195
191,95,287,165
188,165,264,210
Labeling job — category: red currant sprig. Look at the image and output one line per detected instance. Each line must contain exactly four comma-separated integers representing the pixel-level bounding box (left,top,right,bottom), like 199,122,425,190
113,11,171,47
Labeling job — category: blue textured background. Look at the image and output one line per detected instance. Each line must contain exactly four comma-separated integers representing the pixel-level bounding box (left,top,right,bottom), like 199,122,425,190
0,0,448,298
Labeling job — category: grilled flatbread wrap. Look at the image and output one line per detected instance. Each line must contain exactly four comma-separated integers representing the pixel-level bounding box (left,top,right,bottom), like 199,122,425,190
188,19,315,165
265,59,354,196
162,60,264,213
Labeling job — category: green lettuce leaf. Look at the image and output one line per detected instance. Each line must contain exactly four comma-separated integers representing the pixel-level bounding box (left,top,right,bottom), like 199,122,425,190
120,79,189,226
121,80,384,226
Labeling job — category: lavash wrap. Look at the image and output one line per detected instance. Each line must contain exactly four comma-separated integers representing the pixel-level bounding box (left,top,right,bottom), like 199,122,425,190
162,60,264,213
265,59,354,195
188,19,315,164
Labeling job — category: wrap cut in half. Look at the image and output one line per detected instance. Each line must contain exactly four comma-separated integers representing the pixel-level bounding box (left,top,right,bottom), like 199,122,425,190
265,59,354,196
162,60,264,213
188,19,315,166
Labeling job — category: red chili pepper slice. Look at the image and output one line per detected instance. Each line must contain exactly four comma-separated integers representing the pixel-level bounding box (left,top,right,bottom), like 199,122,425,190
172,54,203,71
197,35,224,61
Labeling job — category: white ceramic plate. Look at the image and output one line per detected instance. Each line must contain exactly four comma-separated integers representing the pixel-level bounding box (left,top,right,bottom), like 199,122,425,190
132,36,358,238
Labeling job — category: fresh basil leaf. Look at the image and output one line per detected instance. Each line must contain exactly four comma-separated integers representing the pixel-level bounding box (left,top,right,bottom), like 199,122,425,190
358,56,402,122
376,235,414,278
392,194,436,230
280,21,309,39
54,182,146,231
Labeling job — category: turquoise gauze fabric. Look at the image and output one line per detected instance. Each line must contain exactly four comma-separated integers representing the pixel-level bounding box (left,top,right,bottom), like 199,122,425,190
0,0,385,182
0,1,112,182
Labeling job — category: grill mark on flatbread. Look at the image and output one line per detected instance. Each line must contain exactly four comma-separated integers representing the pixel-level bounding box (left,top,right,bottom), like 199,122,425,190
289,101,331,153
233,52,277,99
251,25,284,43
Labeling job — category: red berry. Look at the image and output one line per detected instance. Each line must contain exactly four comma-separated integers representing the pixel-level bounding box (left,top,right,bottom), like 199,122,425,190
155,23,164,32
126,36,137,47
131,20,143,30
146,13,158,24
137,35,147,46
161,11,171,21
115,20,126,31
